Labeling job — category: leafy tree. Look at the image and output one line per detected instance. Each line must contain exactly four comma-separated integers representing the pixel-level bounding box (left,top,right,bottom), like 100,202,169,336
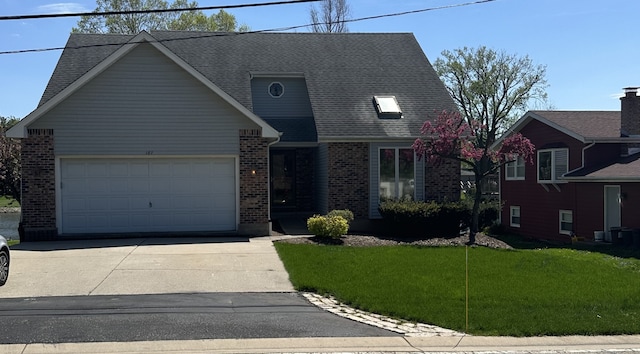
414,46,547,244
434,46,548,139
310,0,350,33
73,0,247,34
413,111,535,244
0,117,21,202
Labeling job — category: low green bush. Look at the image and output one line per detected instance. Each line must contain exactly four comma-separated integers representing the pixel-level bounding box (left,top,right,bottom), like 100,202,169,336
327,209,354,224
307,215,349,239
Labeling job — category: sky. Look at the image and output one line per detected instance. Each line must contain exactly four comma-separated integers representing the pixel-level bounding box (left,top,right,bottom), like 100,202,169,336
1,0,639,119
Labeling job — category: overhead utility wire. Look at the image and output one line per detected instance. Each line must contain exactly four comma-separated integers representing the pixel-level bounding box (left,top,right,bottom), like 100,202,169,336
0,0,320,21
0,0,496,56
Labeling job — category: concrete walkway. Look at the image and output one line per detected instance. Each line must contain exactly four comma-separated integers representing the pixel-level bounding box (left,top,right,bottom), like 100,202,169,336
3,335,640,353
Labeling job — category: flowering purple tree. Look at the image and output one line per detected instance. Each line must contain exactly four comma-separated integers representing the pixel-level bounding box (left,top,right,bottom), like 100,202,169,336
413,110,534,244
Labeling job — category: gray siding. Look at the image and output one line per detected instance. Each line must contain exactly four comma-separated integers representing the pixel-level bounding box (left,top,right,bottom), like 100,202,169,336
314,144,329,214
369,142,425,218
30,43,260,156
251,78,313,118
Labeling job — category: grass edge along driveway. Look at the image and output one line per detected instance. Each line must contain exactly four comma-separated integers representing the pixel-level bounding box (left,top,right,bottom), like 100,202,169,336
274,242,640,337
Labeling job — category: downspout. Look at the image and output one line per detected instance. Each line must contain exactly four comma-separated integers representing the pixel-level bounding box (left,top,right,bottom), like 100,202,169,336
566,141,595,240
266,133,282,224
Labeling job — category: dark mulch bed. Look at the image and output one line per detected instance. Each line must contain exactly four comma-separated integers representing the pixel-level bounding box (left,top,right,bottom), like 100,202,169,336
276,232,513,249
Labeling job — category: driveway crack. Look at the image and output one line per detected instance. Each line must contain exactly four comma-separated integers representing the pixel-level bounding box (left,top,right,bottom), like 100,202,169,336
88,238,145,295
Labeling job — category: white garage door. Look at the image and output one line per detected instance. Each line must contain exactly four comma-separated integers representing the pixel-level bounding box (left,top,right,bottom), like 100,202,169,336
60,158,236,234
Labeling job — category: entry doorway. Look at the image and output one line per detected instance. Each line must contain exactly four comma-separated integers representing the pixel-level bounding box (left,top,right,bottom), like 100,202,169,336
270,150,296,209
604,185,621,240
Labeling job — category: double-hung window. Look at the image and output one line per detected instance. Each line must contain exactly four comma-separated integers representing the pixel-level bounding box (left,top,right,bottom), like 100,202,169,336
559,210,573,235
379,148,415,201
510,206,521,227
505,156,525,180
538,149,568,183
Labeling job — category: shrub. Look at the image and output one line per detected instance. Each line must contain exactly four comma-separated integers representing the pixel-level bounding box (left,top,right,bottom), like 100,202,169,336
327,209,354,224
307,215,349,239
378,200,464,238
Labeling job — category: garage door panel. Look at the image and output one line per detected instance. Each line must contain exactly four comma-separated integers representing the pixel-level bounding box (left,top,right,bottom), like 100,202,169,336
61,158,236,234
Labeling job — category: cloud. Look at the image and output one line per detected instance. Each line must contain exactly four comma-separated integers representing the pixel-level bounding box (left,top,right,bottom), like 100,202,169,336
37,3,88,14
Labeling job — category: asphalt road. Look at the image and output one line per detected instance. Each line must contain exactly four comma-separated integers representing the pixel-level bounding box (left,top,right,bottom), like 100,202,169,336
0,292,398,344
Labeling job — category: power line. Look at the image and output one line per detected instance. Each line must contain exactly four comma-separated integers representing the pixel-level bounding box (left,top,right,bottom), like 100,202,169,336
0,0,497,56
0,0,321,21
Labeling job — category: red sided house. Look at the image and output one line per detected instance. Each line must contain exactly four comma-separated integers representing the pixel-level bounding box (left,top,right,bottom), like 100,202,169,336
7,31,459,241
497,88,640,242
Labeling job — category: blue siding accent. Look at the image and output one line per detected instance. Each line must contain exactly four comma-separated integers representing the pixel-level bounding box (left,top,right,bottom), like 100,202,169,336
251,78,314,117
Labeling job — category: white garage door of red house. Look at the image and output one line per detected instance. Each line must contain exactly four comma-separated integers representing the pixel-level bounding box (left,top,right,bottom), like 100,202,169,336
60,158,236,234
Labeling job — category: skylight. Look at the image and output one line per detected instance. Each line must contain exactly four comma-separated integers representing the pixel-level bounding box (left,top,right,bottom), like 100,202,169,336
374,96,402,118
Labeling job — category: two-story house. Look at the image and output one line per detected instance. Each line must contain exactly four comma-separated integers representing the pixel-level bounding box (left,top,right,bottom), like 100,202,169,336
497,88,640,242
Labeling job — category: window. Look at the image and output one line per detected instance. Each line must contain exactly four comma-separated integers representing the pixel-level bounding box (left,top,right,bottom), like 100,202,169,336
505,156,525,180
559,210,573,235
374,96,402,118
379,148,415,200
510,206,521,227
538,149,568,183
268,82,284,98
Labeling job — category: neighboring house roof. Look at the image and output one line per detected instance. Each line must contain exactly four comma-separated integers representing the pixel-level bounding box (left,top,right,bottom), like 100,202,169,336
18,31,454,141
528,110,621,139
564,152,640,182
494,110,623,147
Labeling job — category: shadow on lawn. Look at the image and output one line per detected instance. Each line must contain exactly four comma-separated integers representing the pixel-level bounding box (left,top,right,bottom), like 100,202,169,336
494,233,640,259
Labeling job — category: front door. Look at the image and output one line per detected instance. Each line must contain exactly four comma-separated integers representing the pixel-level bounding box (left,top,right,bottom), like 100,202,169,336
604,185,621,240
270,150,296,209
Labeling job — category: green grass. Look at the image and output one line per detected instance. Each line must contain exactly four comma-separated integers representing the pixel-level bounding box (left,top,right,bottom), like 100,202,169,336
274,242,640,336
7,239,19,247
0,195,19,208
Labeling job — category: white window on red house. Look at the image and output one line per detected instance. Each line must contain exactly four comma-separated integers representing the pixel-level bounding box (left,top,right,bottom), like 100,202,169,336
559,210,573,235
505,156,525,180
510,206,521,227
379,148,415,201
538,149,568,183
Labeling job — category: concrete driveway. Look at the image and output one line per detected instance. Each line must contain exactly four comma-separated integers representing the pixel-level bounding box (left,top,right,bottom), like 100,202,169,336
0,236,294,298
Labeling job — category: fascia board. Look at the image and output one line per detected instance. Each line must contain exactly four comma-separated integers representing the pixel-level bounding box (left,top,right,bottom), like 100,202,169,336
491,111,587,149
7,33,146,138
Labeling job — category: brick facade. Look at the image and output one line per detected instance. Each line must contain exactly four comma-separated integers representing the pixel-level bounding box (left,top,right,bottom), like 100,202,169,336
238,129,271,235
20,129,57,241
424,158,460,202
327,142,369,218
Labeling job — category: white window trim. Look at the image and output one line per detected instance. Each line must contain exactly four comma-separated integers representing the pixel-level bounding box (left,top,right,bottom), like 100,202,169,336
510,206,521,227
537,148,569,184
505,156,525,181
378,147,416,200
559,209,573,235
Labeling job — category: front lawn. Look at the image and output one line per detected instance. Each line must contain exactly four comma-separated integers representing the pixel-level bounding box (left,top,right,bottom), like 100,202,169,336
0,195,19,208
274,242,640,336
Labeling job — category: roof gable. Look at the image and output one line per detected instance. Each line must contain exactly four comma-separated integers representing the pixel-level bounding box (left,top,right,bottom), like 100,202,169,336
7,31,279,139
494,110,622,148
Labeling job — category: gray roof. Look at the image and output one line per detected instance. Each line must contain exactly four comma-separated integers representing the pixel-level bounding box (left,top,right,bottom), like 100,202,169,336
40,31,455,140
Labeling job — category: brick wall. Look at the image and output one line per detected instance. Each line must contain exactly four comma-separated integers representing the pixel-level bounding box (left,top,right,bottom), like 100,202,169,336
424,158,460,202
21,129,57,241
327,142,369,218
238,129,270,235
